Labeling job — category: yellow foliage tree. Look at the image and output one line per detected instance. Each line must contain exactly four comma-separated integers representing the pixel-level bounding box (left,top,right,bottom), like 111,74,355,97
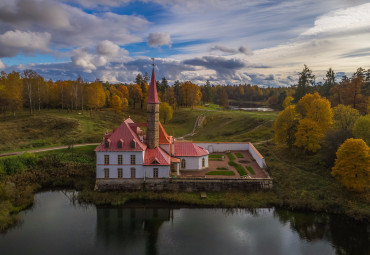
353,115,370,145
111,95,122,112
274,105,299,149
181,81,202,108
159,102,173,124
294,92,333,152
331,138,370,192
294,118,325,152
282,96,294,108
332,104,360,131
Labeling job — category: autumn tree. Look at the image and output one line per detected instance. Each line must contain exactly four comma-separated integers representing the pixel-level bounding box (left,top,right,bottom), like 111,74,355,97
294,93,333,152
331,138,370,192
332,104,360,131
181,81,202,108
282,96,294,108
128,84,142,109
0,71,23,116
23,69,38,114
159,102,173,124
111,95,122,112
85,81,106,110
274,105,299,149
353,115,370,145
294,118,325,153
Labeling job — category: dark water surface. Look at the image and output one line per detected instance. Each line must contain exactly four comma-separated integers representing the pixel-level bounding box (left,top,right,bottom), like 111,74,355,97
0,191,369,255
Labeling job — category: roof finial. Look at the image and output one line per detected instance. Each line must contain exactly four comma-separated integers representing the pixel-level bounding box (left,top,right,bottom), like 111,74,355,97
151,57,155,67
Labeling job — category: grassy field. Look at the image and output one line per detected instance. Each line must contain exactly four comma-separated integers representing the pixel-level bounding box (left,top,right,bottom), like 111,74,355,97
0,107,276,153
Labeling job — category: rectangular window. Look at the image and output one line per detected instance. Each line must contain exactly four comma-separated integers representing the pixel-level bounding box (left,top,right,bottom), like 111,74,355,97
153,168,158,178
104,155,109,165
104,168,109,178
118,155,123,165
130,155,136,165
117,168,123,178
130,167,136,178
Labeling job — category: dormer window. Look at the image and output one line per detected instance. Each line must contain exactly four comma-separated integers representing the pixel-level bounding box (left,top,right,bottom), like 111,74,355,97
151,158,160,164
130,139,136,148
118,139,123,148
105,139,111,148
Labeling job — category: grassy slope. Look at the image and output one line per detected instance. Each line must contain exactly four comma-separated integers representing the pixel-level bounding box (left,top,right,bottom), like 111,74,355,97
0,109,146,152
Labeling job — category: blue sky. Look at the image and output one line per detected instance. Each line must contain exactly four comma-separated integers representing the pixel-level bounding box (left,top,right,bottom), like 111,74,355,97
0,0,370,86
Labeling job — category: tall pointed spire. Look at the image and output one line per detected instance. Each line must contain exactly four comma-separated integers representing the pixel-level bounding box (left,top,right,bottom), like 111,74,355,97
146,58,159,148
147,59,159,104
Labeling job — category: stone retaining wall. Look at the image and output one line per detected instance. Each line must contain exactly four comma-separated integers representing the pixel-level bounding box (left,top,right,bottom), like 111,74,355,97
96,178,273,192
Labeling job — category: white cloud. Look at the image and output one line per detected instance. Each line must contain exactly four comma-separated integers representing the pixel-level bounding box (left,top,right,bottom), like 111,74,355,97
0,59,5,69
147,32,172,47
96,40,120,56
301,3,370,37
0,30,51,57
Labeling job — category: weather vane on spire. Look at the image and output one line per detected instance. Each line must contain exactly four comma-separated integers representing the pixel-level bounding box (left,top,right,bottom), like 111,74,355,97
151,58,155,67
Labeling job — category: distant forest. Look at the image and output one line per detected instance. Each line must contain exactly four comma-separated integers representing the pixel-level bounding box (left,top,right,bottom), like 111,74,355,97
0,65,369,116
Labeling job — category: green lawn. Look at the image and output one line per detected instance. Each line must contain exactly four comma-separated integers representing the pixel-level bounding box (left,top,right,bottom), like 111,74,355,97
216,167,228,170
246,166,255,175
206,170,235,176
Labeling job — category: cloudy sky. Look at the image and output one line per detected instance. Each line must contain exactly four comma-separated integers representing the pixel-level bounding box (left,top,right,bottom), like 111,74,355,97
0,0,369,86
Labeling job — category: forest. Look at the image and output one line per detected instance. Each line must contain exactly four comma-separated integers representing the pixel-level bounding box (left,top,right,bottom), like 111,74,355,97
1,66,369,117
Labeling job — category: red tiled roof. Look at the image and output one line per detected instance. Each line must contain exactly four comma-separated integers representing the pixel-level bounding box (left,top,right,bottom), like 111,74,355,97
174,142,209,157
144,146,171,165
147,67,159,104
159,121,171,144
95,118,147,152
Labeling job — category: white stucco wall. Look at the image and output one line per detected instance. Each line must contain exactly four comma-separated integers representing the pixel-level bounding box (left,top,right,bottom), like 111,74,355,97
96,151,144,165
178,155,208,170
194,142,266,169
96,151,170,178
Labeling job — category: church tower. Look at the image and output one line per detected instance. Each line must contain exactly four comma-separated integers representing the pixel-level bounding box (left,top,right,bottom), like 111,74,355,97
146,61,159,148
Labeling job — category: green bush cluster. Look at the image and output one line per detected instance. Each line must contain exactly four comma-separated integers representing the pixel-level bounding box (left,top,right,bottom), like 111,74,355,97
0,153,38,176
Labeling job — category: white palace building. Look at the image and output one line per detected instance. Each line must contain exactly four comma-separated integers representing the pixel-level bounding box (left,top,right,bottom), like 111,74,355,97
95,67,209,180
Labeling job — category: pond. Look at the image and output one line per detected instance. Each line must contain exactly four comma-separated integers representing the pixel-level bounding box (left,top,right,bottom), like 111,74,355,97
0,191,369,255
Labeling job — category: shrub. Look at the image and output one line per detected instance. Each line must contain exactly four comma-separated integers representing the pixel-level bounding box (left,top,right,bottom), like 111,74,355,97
209,154,223,159
235,153,244,158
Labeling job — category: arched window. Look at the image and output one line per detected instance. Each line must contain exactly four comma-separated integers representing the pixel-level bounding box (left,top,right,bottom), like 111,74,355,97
181,159,186,169
202,158,205,167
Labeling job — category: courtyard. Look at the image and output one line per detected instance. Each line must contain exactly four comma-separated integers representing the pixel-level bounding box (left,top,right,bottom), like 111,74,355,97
177,150,269,179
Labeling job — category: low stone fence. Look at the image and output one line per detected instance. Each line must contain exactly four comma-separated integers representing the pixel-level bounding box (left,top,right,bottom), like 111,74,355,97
96,177,273,192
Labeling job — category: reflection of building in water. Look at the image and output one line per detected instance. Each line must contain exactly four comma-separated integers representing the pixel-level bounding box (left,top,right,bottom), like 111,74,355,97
96,206,173,254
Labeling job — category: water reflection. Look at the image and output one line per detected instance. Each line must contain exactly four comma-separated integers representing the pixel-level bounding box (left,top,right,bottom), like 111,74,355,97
96,204,173,255
274,210,370,255
0,192,369,255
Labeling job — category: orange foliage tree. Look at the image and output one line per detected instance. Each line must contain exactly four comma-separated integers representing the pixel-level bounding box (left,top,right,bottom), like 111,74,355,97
331,138,370,192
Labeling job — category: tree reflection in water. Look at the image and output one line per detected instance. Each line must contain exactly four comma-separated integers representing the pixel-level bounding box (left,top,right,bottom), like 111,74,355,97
274,209,370,255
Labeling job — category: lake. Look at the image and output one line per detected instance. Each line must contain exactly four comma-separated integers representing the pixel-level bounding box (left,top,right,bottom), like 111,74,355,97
0,191,369,255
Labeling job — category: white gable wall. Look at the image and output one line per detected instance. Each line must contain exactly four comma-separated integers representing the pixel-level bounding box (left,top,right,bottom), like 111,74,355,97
178,155,208,170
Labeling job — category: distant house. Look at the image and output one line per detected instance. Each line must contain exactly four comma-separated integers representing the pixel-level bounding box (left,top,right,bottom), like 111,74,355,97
95,67,209,180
